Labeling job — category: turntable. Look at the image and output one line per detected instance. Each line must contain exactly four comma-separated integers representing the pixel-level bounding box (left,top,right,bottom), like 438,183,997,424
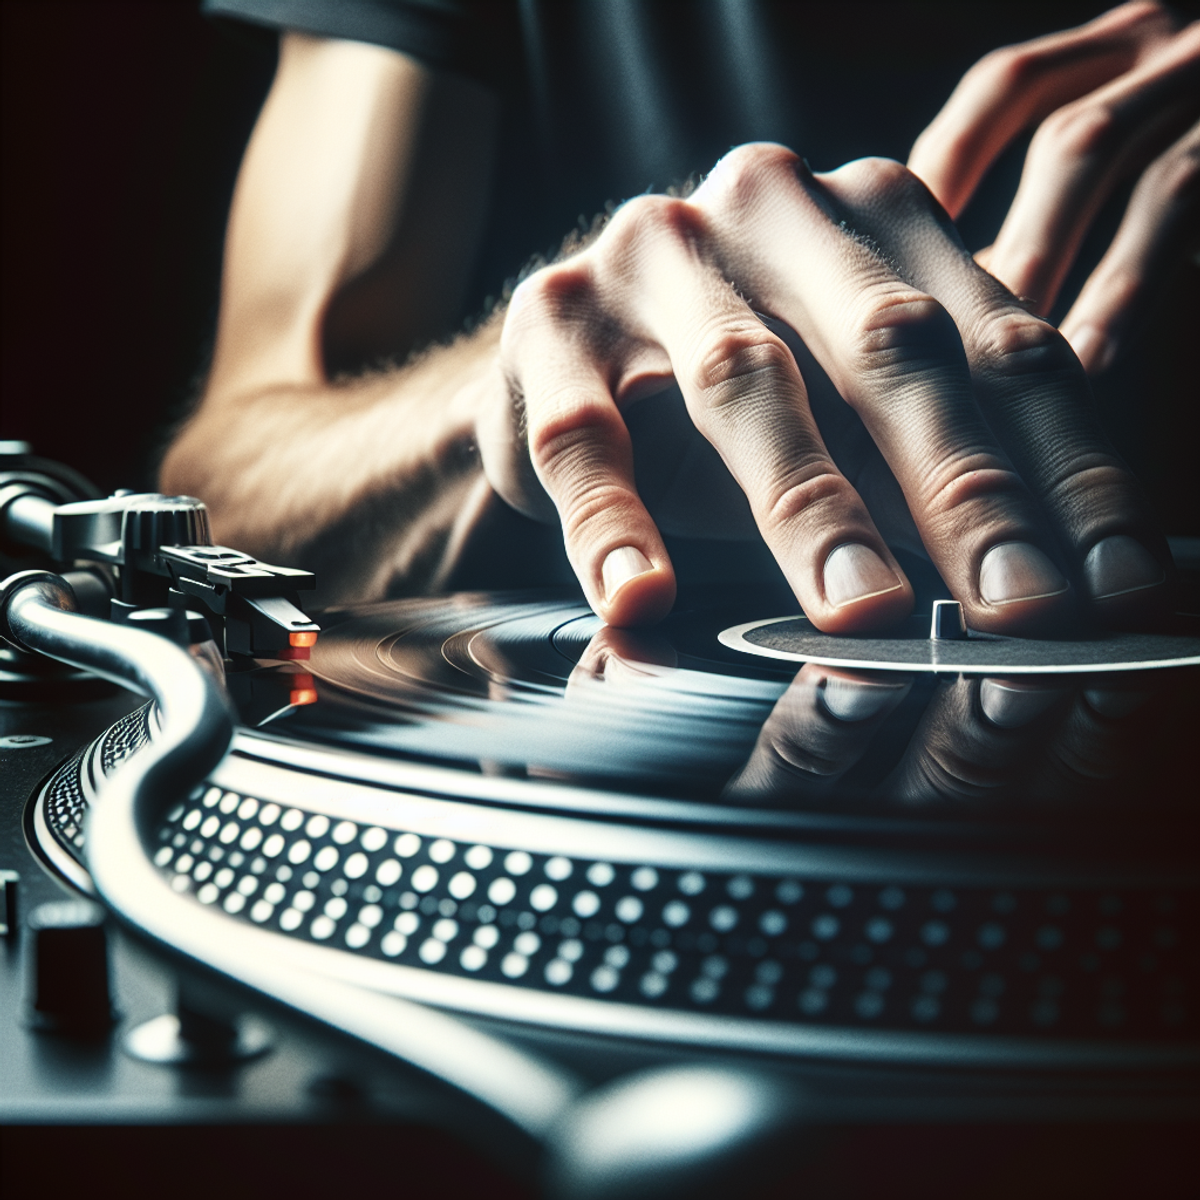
2,448,1197,1197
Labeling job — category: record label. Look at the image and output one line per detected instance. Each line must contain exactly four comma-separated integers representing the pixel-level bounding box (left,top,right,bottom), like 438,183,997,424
719,615,1200,675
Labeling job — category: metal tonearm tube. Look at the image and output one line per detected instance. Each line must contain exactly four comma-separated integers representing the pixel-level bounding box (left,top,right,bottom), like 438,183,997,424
1,570,800,1198
1,570,580,1133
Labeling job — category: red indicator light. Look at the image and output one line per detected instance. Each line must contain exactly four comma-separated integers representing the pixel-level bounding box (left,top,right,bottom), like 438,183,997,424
289,673,317,705
289,631,318,648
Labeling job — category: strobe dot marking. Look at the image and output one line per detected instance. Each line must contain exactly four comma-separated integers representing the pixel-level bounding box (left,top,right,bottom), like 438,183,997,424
149,801,1197,1039
313,846,339,872
411,865,439,893
514,931,541,956
546,856,573,881
343,852,369,879
361,826,388,852
449,871,477,899
502,953,529,979
376,859,402,886
546,959,573,986
287,840,311,865
465,845,493,870
709,906,738,932
488,877,516,905
505,851,533,876
587,863,615,887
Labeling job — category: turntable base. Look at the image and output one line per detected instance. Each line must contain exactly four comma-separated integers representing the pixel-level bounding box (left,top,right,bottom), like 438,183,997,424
23,588,1200,1073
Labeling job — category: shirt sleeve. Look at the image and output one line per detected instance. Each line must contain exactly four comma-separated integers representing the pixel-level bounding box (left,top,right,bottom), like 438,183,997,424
202,0,484,77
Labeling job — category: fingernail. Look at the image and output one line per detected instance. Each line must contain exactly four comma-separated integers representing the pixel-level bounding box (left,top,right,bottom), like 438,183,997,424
821,677,908,722
979,680,1061,729
823,544,903,608
602,545,653,600
1084,535,1165,600
979,543,1068,606
1067,325,1113,374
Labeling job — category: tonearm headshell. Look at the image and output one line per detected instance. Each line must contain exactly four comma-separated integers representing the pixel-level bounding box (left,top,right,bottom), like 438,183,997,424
0,449,318,661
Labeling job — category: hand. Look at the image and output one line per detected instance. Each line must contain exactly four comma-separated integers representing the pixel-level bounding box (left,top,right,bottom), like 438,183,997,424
723,664,1156,811
723,664,912,804
477,145,1173,633
908,1,1200,374
879,674,1150,808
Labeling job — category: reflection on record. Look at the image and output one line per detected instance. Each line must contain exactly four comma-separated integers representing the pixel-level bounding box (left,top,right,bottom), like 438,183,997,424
219,588,1200,845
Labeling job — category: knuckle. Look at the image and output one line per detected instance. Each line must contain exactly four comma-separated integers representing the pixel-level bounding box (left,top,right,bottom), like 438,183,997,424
558,481,638,542
687,326,795,405
972,309,1078,377
504,262,595,343
761,466,852,529
974,44,1037,92
606,193,703,257
527,398,625,487
1034,101,1120,163
923,460,1028,523
847,290,960,375
831,156,931,210
1042,457,1140,515
703,142,800,211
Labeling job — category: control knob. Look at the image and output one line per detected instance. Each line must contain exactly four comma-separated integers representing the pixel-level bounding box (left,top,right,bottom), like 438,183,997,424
25,899,116,1036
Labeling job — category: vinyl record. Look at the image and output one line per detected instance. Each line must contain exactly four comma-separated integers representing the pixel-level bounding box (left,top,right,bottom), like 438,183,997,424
225,586,1200,836
32,585,1200,1063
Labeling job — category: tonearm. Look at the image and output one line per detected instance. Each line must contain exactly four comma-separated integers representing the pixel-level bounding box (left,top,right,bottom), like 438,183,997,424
0,446,318,661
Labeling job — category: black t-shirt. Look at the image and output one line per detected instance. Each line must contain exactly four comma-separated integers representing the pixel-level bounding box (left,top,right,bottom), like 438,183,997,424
205,0,1123,315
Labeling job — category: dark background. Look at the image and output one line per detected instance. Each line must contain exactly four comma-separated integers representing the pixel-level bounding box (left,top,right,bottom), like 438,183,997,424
1,0,275,494
1,0,1197,528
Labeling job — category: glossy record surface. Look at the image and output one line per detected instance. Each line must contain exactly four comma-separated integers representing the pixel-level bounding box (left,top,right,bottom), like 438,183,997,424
239,588,1200,837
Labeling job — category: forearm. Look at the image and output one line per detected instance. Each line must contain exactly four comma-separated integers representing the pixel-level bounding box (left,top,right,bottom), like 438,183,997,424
160,316,502,605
